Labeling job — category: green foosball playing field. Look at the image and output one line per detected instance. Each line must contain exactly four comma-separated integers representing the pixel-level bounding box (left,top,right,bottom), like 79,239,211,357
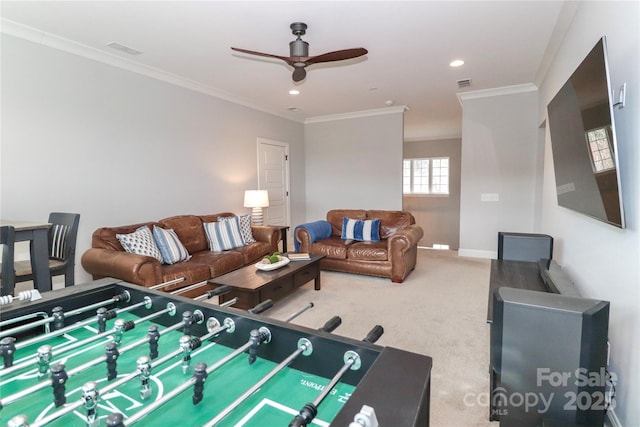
1,311,355,426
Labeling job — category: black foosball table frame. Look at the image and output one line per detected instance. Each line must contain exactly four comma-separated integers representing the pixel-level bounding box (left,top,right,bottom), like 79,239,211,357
0,278,432,426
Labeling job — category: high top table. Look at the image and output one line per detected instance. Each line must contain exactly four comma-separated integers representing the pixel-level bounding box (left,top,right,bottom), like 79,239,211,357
0,219,52,294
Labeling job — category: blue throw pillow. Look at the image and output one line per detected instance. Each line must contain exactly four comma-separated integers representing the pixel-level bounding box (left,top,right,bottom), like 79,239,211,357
153,226,191,264
341,217,381,242
204,217,246,251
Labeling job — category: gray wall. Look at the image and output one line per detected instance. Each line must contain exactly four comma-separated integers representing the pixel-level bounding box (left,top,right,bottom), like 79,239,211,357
0,34,305,284
403,138,461,249
458,87,541,257
303,111,404,221
537,2,639,425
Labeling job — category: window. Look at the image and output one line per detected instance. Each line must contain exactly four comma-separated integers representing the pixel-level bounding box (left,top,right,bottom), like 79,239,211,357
403,157,449,195
585,127,615,173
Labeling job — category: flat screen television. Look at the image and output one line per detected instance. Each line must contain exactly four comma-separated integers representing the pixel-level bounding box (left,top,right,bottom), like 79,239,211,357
547,37,625,228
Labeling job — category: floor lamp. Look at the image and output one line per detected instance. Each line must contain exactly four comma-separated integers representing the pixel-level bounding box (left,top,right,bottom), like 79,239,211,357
244,190,270,225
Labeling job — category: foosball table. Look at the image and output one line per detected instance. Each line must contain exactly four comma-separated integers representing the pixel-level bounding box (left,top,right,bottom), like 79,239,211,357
0,278,432,426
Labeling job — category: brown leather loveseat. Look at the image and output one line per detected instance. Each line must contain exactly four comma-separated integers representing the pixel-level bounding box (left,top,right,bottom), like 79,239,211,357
294,209,423,283
82,213,280,292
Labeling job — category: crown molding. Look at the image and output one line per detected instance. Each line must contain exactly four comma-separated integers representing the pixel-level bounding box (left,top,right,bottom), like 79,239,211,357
456,83,538,105
305,105,408,124
0,18,303,124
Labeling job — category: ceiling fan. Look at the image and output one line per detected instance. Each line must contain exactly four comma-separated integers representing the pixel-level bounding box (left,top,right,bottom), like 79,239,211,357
231,22,368,82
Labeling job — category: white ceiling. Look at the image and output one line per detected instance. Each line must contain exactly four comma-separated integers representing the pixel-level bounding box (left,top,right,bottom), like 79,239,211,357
0,1,569,140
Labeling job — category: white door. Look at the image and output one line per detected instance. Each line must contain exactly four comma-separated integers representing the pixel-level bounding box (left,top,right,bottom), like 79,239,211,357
257,138,290,227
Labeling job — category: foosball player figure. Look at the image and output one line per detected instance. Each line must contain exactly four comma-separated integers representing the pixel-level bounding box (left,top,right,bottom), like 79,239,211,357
105,412,125,427
136,355,152,400
7,414,28,427
82,381,100,427
37,344,53,378
180,335,192,374
52,306,65,330
51,363,69,407
147,325,160,359
97,307,116,333
0,336,16,368
105,342,120,381
192,362,208,405
113,319,126,346
182,311,194,336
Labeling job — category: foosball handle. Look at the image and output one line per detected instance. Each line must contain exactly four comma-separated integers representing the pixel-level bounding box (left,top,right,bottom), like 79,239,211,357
205,285,232,299
362,325,384,344
289,402,318,427
318,316,342,333
248,299,273,314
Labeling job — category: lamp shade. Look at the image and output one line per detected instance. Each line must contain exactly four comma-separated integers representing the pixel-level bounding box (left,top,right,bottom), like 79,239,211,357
243,190,269,208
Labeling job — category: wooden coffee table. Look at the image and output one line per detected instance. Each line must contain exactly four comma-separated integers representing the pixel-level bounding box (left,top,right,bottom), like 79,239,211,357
208,253,324,310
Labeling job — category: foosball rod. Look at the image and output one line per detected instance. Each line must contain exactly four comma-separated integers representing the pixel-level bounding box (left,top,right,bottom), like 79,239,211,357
147,277,186,291
288,325,384,427
28,312,238,427
0,302,175,378
0,304,193,409
14,296,152,352
202,316,343,427
169,280,209,296
123,302,319,426
0,292,131,339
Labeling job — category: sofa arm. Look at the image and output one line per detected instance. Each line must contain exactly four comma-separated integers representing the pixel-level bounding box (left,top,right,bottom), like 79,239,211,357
81,248,162,287
294,220,332,252
388,225,424,283
251,225,281,253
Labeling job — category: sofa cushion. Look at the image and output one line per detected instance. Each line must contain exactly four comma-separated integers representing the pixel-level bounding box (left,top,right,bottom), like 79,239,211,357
116,226,163,262
189,250,245,277
160,215,208,253
204,219,245,251
310,236,350,259
367,210,415,239
341,217,381,242
153,226,190,264
233,241,272,264
347,241,388,261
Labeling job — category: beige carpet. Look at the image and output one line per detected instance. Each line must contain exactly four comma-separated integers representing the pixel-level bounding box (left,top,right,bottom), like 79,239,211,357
256,249,497,427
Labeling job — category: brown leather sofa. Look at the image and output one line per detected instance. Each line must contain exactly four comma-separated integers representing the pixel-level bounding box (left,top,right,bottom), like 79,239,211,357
81,213,280,292
294,209,424,283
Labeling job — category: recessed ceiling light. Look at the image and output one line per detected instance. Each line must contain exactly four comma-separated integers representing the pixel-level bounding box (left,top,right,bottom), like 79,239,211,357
449,59,465,67
289,89,300,95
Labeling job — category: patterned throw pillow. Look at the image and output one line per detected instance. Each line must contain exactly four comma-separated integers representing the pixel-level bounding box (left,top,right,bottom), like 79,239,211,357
116,226,163,262
221,214,256,244
203,217,246,251
341,217,381,242
152,226,191,264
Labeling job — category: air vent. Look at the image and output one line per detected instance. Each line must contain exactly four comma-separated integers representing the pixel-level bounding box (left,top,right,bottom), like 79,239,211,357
107,42,143,56
457,79,472,89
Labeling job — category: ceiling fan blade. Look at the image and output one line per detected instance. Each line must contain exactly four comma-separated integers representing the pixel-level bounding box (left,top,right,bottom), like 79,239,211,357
305,48,368,65
292,67,307,82
231,47,295,65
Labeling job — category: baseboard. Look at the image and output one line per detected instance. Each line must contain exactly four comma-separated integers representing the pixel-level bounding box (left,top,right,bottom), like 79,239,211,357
457,248,496,259
606,408,622,427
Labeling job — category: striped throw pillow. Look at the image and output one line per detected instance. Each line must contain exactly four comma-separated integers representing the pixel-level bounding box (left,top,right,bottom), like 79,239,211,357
153,226,191,264
341,217,381,242
220,214,255,244
204,217,246,251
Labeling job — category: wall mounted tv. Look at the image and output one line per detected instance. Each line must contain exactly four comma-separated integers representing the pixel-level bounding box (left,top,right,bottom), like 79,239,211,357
547,36,625,228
